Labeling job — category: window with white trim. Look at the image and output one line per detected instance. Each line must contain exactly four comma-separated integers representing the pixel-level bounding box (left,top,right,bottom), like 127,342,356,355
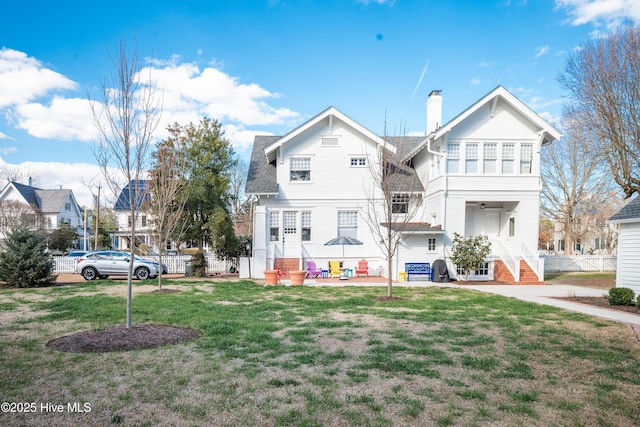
337,211,358,239
301,211,311,241
428,238,436,251
483,143,497,174
392,194,409,214
447,143,460,173
502,143,515,174
350,157,366,167
520,144,533,174
290,157,311,181
269,211,280,241
465,143,478,174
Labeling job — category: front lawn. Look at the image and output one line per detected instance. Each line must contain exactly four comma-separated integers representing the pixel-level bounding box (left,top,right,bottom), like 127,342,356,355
1,280,639,426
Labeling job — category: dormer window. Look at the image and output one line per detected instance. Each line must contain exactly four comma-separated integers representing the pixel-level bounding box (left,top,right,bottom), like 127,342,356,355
290,157,311,182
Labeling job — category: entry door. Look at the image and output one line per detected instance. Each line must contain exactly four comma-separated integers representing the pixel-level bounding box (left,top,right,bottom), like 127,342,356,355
282,211,299,258
485,212,500,237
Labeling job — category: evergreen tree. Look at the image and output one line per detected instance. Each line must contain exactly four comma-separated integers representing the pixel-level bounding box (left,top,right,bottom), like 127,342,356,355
450,233,492,281
0,228,57,287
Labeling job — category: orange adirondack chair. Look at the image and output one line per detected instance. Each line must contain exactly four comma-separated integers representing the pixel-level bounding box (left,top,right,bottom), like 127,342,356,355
355,259,369,277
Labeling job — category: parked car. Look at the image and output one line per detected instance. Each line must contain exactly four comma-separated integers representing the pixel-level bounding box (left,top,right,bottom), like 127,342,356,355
67,251,87,257
76,250,168,281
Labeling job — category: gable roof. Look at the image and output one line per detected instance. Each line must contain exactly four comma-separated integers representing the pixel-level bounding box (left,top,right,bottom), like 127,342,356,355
114,180,150,210
608,196,640,224
1,181,77,214
246,136,280,195
404,85,563,160
263,106,390,163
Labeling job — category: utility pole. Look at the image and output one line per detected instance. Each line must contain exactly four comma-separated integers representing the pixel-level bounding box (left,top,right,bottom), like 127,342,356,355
94,185,101,250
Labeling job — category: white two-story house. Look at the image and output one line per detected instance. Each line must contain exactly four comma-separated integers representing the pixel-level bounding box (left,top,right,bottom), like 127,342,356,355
246,86,561,282
0,179,84,247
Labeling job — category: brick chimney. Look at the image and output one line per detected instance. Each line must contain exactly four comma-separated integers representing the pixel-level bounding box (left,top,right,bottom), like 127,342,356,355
426,90,442,134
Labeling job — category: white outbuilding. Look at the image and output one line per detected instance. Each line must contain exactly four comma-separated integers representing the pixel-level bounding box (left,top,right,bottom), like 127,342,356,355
608,196,640,295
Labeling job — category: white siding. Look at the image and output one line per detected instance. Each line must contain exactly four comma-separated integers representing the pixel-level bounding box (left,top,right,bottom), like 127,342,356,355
616,222,640,295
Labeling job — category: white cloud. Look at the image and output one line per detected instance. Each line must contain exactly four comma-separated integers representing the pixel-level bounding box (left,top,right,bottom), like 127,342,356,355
535,45,550,58
471,77,483,85
0,48,77,108
555,0,640,28
478,61,495,67
15,96,97,141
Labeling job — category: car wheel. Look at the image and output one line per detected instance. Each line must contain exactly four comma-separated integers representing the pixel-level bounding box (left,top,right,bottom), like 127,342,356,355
82,267,98,281
135,267,150,280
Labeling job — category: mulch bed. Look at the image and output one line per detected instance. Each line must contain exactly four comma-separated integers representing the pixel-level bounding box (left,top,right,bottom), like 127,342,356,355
46,324,201,353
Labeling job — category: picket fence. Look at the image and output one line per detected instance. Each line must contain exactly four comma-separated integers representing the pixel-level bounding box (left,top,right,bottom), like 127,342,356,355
53,254,238,274
542,255,616,272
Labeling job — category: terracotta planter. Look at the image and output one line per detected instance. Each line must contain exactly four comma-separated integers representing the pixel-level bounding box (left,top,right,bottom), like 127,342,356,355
264,270,279,285
289,270,308,286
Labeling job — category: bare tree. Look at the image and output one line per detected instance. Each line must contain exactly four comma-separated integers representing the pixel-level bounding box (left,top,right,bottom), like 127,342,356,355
89,37,161,328
558,24,640,198
361,138,424,298
0,200,35,244
147,123,188,290
541,109,613,254
0,166,37,184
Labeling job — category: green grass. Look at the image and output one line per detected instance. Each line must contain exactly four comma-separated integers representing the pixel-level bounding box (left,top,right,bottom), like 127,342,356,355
0,279,639,426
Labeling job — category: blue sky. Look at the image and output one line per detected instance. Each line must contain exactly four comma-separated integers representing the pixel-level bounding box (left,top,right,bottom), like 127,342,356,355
1,0,639,205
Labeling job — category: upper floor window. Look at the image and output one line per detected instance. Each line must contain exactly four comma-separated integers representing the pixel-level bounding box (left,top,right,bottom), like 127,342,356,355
290,157,311,182
483,143,497,174
447,143,460,173
520,144,533,174
502,143,515,174
391,194,409,214
465,143,478,174
337,211,358,239
65,202,71,211
350,157,367,167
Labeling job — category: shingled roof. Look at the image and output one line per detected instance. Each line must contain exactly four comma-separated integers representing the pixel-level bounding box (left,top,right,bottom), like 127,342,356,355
114,180,150,210
9,181,74,213
609,196,640,223
245,135,280,195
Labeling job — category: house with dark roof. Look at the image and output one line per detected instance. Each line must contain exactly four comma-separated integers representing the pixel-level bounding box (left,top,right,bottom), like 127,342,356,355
112,180,154,252
608,196,640,295
0,179,84,245
245,86,561,282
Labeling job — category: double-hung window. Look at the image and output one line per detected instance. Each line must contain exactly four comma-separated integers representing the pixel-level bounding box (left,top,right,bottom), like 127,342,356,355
290,157,311,182
269,211,280,241
392,194,409,214
483,143,497,174
447,143,460,173
502,144,515,174
301,211,311,241
520,144,533,174
465,143,478,174
337,211,358,239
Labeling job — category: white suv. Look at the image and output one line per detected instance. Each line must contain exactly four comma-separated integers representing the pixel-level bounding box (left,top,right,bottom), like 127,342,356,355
76,250,167,281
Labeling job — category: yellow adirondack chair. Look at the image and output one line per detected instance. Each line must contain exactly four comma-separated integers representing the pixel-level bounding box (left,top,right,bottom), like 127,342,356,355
329,261,342,278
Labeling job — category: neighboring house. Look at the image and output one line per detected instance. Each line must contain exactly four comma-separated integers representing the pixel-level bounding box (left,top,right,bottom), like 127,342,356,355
112,180,154,252
246,86,561,282
607,196,640,295
0,179,84,246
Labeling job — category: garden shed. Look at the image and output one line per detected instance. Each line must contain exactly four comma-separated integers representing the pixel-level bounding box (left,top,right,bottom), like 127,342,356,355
608,196,640,295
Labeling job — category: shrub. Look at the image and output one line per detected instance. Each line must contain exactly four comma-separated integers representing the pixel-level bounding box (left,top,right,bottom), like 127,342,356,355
0,227,57,288
608,288,635,306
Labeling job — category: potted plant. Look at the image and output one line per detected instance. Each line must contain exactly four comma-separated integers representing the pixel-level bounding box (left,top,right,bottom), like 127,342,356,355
289,270,308,286
264,270,279,285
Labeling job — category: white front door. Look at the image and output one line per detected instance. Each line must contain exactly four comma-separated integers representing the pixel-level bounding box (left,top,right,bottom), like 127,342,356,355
282,211,300,262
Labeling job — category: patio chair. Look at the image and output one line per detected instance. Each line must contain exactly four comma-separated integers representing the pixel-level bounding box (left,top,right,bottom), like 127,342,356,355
329,261,342,278
355,259,369,277
306,261,322,278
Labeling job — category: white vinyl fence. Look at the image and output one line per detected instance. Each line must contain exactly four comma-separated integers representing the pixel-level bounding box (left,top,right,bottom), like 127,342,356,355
53,254,238,274
542,255,616,272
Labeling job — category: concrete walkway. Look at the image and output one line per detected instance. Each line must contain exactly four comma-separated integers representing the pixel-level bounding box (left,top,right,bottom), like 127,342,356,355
298,279,640,326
